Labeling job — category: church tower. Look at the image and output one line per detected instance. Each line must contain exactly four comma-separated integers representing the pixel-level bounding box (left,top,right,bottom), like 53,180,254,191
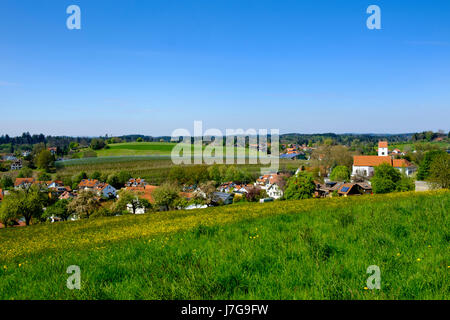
378,141,388,156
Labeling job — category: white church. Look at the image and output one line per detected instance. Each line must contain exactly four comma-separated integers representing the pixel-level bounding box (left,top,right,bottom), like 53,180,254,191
352,141,415,178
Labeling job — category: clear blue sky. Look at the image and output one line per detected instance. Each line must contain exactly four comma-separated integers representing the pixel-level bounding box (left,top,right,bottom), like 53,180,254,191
0,0,449,136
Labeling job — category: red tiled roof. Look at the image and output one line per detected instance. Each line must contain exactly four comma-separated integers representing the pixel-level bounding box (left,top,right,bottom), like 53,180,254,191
378,141,388,148
353,156,391,167
78,179,99,188
14,178,35,187
126,185,159,204
392,159,413,168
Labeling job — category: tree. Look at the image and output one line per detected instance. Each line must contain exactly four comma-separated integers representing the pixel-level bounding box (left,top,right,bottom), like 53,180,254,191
245,186,267,202
17,167,33,178
118,171,132,186
90,171,102,180
36,150,54,171
152,183,180,211
136,137,143,142
43,199,71,221
107,173,121,189
0,175,14,189
428,153,450,189
67,190,100,219
371,163,406,194
195,181,217,205
38,171,52,181
1,186,47,226
417,150,447,180
114,189,151,214
0,201,17,228
284,171,316,200
90,139,106,150
329,166,350,182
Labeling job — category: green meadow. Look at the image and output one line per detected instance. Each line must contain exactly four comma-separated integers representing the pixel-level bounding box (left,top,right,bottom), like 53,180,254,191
0,190,448,300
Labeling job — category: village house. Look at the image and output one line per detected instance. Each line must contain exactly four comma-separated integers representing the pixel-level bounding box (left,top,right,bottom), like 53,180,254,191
0,189,4,202
391,148,405,156
48,147,57,155
11,160,23,170
78,179,99,191
78,179,117,199
95,183,117,199
352,141,416,177
124,184,159,214
14,177,35,189
125,178,147,187
255,173,289,200
59,191,75,200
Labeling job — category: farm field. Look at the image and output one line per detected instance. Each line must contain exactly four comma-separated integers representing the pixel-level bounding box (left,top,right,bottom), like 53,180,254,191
55,157,305,185
0,190,448,300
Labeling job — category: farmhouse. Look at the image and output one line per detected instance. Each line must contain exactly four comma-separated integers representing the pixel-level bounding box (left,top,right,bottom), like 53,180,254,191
352,141,415,177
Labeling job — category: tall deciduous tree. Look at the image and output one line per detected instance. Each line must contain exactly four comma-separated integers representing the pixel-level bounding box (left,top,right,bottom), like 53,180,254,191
114,189,151,214
152,183,180,211
428,153,450,189
284,171,316,200
36,150,54,171
67,190,100,219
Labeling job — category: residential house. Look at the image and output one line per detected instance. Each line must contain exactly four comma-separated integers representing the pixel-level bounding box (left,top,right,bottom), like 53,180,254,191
48,147,57,155
218,182,236,193
391,148,405,156
3,155,17,161
78,179,99,191
255,172,289,199
125,178,147,187
125,185,159,213
266,183,283,199
11,160,23,170
96,183,117,199
392,159,416,176
0,189,4,202
59,191,75,200
14,178,35,189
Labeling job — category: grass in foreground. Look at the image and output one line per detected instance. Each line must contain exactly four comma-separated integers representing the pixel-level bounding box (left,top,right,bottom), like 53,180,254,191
0,191,449,300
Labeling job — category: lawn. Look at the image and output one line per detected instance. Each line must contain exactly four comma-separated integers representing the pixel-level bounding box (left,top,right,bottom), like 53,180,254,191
0,190,448,300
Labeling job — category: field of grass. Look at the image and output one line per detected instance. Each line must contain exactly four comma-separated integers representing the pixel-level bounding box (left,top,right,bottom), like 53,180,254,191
0,190,448,300
96,142,178,156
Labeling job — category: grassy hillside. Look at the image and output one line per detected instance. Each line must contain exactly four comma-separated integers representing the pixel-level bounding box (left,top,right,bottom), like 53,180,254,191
0,191,448,300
